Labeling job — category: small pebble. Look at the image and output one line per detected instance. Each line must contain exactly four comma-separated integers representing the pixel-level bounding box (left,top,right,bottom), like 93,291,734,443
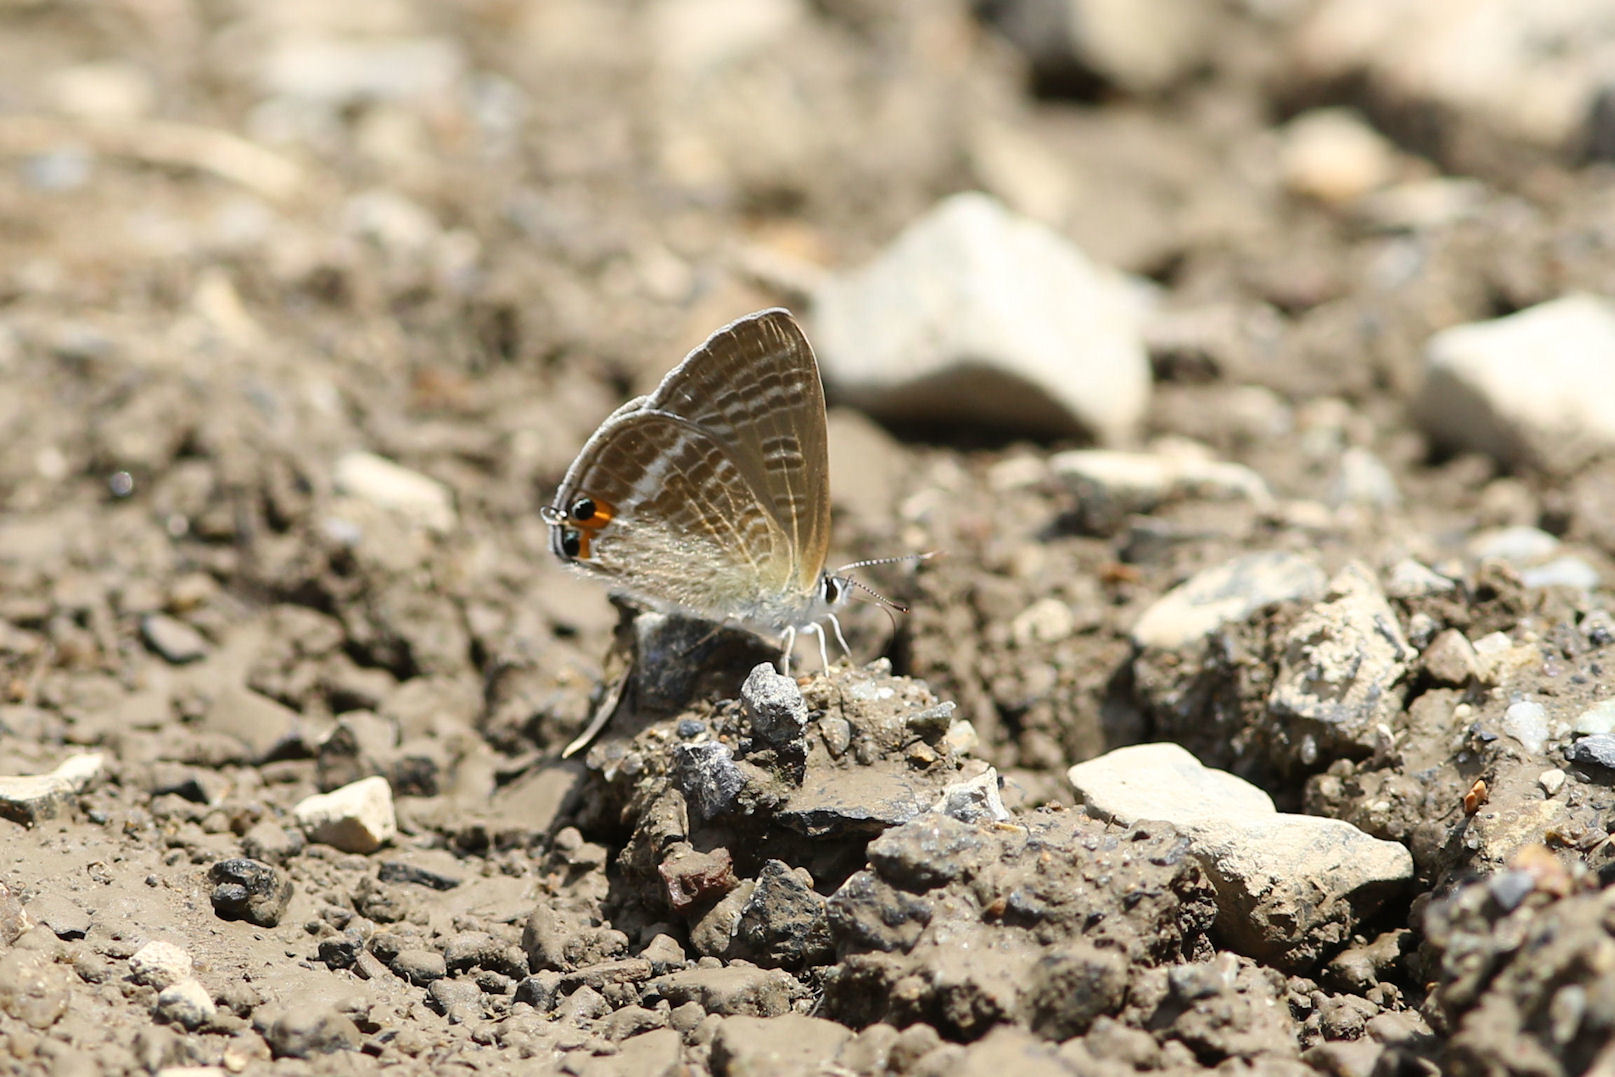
129,940,192,989
155,978,216,1030
292,776,397,853
139,613,209,664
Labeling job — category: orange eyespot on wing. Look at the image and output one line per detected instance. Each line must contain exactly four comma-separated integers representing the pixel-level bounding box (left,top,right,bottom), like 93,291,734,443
571,496,616,531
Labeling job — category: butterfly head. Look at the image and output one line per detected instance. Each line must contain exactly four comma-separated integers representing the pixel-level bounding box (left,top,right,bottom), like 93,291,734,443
542,494,617,564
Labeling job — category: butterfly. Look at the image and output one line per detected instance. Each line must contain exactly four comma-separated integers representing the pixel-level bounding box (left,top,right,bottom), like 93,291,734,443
543,308,897,673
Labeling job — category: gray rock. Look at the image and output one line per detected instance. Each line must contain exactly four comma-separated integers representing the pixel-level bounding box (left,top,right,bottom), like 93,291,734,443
672,741,744,821
240,819,305,864
292,775,397,853
1266,563,1412,754
824,808,1213,1037
1468,525,1561,566
1566,734,1615,770
0,949,71,1029
1384,558,1457,599
553,983,609,1023
390,948,447,986
154,978,216,1030
203,686,304,763
731,860,831,969
812,192,1152,442
710,1013,853,1076
426,977,483,1021
641,933,687,975
740,663,808,750
1069,742,1412,971
1022,944,1130,1040
513,971,563,1011
139,613,209,663
1414,295,1615,474
930,768,1012,824
208,858,293,927
0,753,104,825
23,894,89,940
263,1002,362,1058
1131,552,1327,650
645,966,805,1018
1422,629,1483,687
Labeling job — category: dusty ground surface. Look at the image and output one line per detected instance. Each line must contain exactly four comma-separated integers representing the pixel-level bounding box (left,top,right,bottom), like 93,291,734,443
4,1,1615,1075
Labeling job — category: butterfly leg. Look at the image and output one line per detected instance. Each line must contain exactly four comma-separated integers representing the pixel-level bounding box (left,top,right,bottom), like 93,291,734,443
779,624,796,676
805,622,831,671
827,613,852,663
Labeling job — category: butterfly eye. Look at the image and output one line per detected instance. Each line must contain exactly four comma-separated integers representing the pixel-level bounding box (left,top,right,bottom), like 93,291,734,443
822,576,841,603
570,497,597,522
560,528,582,558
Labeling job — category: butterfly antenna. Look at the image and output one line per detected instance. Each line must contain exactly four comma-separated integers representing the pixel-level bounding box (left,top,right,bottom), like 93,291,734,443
840,575,908,620
833,551,939,575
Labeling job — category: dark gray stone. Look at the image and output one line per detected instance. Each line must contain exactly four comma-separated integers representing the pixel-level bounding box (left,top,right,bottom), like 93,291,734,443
208,858,293,927
263,1003,362,1058
1567,734,1615,770
733,860,831,969
673,741,744,821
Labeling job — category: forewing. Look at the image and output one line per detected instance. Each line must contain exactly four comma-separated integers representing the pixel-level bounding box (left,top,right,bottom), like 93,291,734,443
553,410,803,623
647,309,831,593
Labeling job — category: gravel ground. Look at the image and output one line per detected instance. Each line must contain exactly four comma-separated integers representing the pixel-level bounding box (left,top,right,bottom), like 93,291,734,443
4,2,1615,1075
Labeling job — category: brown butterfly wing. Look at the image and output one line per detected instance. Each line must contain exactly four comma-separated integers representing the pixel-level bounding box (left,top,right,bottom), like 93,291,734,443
644,309,831,594
552,409,804,625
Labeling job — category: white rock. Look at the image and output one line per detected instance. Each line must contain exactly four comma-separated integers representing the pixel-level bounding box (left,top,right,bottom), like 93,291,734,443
1050,448,1272,515
1355,178,1488,232
812,192,1153,443
1327,447,1399,508
1278,108,1399,205
1414,295,1615,474
1502,700,1549,756
1384,558,1457,599
1539,768,1566,796
341,190,442,257
258,37,464,105
1069,743,1412,970
333,451,455,533
1572,700,1615,736
293,775,397,853
1294,0,1615,153
1267,564,1412,750
1131,552,1327,651
1468,525,1561,566
649,0,803,76
931,768,1011,824
1520,556,1601,592
1011,597,1077,647
44,61,156,121
1067,743,1275,824
129,940,193,989
155,978,216,1030
0,753,105,825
